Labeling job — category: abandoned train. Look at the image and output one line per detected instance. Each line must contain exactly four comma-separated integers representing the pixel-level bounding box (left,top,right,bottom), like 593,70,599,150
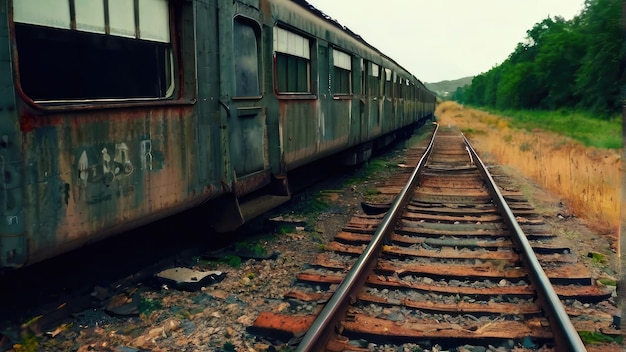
0,0,436,268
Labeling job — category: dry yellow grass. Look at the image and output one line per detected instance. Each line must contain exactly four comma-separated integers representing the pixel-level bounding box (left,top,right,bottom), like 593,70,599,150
435,101,621,238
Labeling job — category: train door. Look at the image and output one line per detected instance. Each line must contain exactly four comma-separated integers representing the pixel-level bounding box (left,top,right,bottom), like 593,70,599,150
218,6,271,196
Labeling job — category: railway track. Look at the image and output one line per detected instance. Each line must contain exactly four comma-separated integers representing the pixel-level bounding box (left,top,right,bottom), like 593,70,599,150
250,126,618,351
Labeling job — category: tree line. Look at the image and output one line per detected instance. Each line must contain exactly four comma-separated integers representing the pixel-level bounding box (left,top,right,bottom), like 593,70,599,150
452,0,624,118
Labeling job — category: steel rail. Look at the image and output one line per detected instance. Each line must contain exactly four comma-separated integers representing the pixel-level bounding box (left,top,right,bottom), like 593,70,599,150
462,133,587,352
295,124,440,352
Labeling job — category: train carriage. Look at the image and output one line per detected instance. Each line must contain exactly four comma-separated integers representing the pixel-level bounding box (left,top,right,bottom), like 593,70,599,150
0,0,435,268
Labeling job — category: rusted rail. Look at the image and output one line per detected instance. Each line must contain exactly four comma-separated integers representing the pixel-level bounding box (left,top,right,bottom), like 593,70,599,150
252,125,617,351
294,125,440,352
462,134,587,352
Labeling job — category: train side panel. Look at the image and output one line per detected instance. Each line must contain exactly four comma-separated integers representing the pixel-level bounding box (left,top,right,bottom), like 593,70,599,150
20,108,196,258
269,10,353,170
0,1,25,267
267,0,429,170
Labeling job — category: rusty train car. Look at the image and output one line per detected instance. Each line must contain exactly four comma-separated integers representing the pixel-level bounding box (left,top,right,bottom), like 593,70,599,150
0,0,436,268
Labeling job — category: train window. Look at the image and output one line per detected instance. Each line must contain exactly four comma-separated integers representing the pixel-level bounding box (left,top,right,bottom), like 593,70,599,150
406,79,410,99
392,72,398,98
12,0,174,103
273,26,311,94
332,49,351,95
370,63,380,77
234,19,261,97
368,63,380,96
383,68,392,96
360,59,365,95
406,80,410,100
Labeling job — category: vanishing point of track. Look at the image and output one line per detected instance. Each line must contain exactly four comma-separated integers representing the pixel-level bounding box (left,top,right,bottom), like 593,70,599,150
251,125,616,351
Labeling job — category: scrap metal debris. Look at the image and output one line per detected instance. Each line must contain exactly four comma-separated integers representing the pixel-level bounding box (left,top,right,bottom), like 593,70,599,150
155,267,225,291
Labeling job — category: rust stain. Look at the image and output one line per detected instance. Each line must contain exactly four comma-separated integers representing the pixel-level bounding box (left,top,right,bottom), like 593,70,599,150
18,107,59,133
234,170,271,196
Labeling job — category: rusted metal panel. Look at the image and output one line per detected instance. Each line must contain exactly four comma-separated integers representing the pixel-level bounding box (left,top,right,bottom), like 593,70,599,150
19,105,225,263
229,109,268,177
6,0,230,266
233,169,271,196
279,99,319,169
320,99,349,148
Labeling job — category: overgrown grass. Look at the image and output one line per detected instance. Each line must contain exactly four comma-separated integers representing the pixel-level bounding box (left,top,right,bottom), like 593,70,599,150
344,159,397,186
366,159,397,174
283,190,331,225
301,193,330,214
224,255,243,267
578,331,623,345
139,297,163,316
489,108,622,149
234,240,267,257
437,101,621,233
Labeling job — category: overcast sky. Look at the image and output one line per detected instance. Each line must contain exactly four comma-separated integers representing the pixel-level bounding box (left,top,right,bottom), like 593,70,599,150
305,0,586,83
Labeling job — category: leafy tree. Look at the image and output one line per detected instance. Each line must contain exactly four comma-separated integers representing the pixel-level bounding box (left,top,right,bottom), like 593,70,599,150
483,66,500,106
451,86,465,103
532,17,585,109
574,0,625,116
467,74,487,106
496,62,537,109
457,0,624,117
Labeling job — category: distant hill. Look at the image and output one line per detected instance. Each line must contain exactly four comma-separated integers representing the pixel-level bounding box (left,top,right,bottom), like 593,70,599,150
425,76,474,99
